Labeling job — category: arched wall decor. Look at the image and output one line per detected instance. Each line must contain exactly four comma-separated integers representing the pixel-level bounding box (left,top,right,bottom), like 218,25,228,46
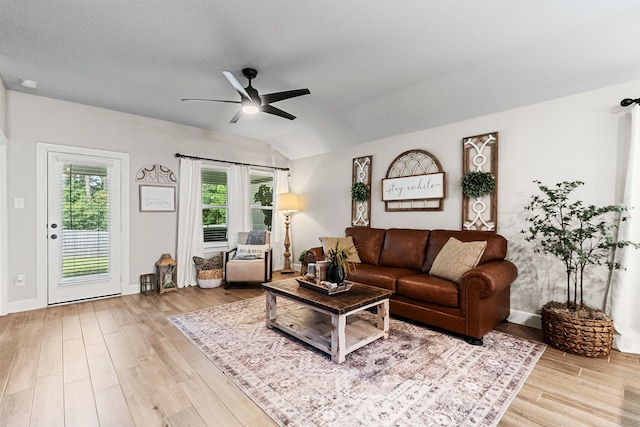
351,155,372,227
462,132,498,231
383,149,445,212
135,164,177,184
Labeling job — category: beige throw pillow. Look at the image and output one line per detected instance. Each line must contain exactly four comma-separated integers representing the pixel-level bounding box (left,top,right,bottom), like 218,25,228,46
319,236,361,263
235,244,269,260
429,237,487,283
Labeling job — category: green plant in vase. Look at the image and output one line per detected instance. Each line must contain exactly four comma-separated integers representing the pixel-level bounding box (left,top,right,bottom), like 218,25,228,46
325,243,354,284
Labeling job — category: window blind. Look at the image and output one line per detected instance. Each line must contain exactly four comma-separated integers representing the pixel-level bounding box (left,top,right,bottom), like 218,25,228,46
250,171,274,231
201,168,228,242
60,163,111,279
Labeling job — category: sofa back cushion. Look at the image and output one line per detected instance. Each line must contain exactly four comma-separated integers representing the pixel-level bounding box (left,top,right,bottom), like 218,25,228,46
378,228,430,270
345,227,386,265
422,230,507,273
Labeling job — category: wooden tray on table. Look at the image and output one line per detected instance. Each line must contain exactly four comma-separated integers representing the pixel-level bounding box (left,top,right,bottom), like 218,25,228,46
295,278,353,295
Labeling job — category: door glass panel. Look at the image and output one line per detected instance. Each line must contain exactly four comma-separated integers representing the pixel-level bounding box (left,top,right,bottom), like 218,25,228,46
60,163,110,280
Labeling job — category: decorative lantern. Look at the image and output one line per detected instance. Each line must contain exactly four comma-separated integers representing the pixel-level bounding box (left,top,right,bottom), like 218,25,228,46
139,273,157,294
155,253,178,293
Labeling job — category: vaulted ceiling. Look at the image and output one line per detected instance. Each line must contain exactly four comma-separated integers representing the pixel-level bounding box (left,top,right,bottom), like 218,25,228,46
2,1,640,160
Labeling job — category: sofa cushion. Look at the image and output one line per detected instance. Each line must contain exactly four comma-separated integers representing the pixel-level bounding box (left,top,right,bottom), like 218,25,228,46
378,228,430,270
397,274,460,308
347,264,415,292
429,237,487,283
345,227,386,266
319,236,361,263
423,230,507,272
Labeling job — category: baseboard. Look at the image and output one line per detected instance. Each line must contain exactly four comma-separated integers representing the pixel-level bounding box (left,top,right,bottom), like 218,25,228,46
122,282,140,295
508,309,541,329
8,297,43,313
8,282,139,313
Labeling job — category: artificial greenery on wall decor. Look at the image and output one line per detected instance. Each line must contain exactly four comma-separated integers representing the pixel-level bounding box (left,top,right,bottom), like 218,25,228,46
462,171,496,199
462,132,499,231
351,181,369,202
352,156,372,226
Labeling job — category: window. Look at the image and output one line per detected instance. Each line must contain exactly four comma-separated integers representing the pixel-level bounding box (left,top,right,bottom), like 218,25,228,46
250,170,274,231
61,163,110,278
201,167,228,243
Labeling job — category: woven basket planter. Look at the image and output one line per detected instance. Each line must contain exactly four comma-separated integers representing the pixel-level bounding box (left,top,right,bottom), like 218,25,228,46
541,302,613,358
197,268,223,289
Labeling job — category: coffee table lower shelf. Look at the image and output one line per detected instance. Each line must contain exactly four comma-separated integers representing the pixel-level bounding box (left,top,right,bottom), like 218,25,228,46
271,306,386,361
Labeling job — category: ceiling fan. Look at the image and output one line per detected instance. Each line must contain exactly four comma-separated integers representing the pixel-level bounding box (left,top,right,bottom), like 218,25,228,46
181,68,310,123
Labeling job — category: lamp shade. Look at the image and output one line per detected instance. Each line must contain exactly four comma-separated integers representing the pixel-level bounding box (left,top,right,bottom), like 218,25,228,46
276,192,299,213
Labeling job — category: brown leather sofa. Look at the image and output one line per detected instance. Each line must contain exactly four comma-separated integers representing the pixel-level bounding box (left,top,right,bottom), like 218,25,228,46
307,227,518,345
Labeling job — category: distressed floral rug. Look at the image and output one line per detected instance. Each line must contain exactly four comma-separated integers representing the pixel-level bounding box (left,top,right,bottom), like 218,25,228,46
169,297,545,427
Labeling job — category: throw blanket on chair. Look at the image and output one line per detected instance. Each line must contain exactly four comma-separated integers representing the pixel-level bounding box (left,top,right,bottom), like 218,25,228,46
246,230,267,245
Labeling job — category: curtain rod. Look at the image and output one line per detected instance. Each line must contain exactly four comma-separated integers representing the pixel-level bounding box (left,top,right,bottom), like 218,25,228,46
620,97,640,107
175,153,289,171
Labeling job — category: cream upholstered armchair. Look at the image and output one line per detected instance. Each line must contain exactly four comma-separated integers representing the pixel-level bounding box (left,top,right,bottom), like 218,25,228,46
224,231,272,289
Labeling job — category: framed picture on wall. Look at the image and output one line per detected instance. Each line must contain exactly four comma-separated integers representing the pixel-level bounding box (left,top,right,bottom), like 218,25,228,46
139,185,176,212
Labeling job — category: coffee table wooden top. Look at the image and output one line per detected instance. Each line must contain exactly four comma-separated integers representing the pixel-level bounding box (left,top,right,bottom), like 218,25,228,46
263,278,393,315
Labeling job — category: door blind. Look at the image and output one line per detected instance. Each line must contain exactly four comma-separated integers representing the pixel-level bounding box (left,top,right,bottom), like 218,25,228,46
59,163,111,279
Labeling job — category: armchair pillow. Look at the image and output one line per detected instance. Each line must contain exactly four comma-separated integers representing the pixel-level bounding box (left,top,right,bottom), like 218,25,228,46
429,237,487,283
235,244,269,260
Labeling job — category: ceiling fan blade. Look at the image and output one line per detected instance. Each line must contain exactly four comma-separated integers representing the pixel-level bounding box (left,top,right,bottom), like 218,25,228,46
222,70,253,101
230,109,244,123
181,98,240,103
260,88,310,105
262,105,296,120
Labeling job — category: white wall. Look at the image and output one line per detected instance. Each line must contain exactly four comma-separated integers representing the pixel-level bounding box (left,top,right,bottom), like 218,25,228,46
0,79,7,315
5,91,288,310
289,79,640,322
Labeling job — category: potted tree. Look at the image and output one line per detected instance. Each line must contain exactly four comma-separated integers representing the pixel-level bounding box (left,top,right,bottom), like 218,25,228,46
523,180,639,357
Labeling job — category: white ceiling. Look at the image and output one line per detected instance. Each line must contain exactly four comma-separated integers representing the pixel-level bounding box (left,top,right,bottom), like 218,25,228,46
2,1,640,160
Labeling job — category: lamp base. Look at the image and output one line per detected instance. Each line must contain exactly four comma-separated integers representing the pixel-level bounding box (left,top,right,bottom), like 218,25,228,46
280,268,295,275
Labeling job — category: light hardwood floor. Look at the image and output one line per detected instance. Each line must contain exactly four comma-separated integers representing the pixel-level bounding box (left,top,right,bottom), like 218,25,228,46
0,273,638,426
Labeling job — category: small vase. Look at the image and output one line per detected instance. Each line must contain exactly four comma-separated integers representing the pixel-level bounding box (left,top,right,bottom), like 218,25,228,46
327,265,345,284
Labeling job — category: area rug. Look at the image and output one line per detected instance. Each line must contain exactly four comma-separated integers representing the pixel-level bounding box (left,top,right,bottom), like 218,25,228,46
169,297,545,427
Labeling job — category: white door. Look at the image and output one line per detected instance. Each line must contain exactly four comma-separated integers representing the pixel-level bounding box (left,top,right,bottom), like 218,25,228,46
47,152,123,304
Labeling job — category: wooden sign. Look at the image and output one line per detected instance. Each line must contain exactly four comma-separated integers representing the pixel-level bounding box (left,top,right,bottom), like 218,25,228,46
382,172,445,201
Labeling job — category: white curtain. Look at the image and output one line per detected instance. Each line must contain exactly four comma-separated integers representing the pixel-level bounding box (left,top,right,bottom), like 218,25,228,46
176,158,203,288
607,104,640,354
272,170,290,271
228,164,251,248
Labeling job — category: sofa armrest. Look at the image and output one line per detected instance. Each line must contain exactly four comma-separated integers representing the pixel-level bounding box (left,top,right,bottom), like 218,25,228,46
305,247,325,264
460,260,518,299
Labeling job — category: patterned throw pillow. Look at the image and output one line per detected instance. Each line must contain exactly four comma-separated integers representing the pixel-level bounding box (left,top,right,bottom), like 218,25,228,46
429,237,487,283
235,244,269,260
192,253,224,270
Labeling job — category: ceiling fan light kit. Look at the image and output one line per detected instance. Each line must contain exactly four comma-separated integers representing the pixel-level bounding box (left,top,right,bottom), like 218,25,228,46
182,67,310,123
